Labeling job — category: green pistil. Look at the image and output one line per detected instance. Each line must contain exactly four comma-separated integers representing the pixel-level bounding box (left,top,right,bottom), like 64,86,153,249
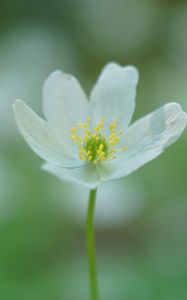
84,134,109,162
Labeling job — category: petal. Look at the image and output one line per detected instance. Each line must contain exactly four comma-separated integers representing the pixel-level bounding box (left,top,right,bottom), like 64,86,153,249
43,70,90,134
13,99,84,168
97,103,187,181
90,62,139,129
42,163,100,189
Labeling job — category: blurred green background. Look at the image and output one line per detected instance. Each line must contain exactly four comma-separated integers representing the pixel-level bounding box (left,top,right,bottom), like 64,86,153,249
1,0,187,299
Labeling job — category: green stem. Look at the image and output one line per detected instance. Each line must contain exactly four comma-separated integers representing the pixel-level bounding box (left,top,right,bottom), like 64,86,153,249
86,188,99,300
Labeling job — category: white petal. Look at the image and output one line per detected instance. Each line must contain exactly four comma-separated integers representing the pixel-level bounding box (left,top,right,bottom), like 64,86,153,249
97,103,187,181
13,99,83,168
43,70,90,133
90,62,139,129
42,163,100,189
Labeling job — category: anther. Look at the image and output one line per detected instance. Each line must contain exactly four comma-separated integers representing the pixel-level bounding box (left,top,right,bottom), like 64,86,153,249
110,121,117,131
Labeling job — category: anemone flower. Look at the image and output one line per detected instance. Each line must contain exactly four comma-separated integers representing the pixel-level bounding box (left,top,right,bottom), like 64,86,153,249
13,63,187,189
13,63,187,300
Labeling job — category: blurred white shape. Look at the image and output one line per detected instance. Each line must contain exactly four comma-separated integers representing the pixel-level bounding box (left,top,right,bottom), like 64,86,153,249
0,24,81,139
96,180,144,227
55,179,144,228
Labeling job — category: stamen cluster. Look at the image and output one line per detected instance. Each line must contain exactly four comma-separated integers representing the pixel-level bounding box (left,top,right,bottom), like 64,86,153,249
70,117,127,165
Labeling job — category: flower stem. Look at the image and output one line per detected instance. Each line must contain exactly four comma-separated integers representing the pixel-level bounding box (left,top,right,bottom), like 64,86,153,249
86,188,99,300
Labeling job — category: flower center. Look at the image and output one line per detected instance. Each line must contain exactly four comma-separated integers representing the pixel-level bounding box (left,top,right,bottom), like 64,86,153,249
70,117,127,165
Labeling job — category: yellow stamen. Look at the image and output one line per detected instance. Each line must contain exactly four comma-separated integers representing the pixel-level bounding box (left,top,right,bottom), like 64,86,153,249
71,116,127,164
71,135,79,142
110,121,117,131
84,130,91,142
87,116,92,123
70,127,78,134
79,148,87,160
95,118,104,132
78,122,87,129
109,133,119,146
121,145,128,152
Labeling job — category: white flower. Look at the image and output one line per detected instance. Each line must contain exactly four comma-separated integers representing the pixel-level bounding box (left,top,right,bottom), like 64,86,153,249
13,62,187,189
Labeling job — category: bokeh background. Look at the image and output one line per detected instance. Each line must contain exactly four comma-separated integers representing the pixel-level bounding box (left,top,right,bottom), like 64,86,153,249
1,0,187,299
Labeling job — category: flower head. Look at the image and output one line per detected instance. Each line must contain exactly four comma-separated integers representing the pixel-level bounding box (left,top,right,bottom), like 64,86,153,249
13,63,187,188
